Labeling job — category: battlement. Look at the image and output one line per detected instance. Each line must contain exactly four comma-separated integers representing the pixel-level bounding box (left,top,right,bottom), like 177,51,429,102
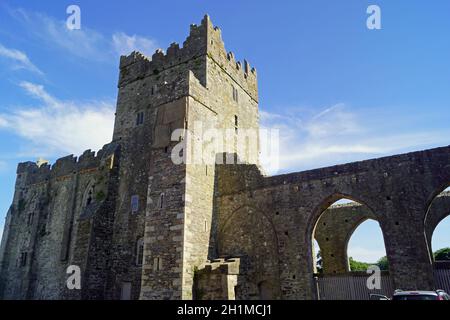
118,15,258,100
16,143,118,184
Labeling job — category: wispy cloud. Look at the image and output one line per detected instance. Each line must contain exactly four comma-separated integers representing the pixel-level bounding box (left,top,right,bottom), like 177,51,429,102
9,8,159,62
260,104,450,175
0,82,115,157
112,32,159,57
0,43,43,75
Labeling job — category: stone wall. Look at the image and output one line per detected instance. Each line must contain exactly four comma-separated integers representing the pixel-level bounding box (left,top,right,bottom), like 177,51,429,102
214,146,450,299
0,144,118,299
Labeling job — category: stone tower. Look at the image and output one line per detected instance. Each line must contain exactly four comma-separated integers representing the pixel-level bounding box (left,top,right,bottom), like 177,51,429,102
113,15,259,299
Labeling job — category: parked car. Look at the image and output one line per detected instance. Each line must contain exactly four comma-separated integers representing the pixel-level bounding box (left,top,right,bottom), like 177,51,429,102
370,290,450,300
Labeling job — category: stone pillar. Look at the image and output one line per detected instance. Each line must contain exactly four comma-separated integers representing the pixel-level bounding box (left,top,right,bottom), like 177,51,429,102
317,239,349,274
382,218,434,290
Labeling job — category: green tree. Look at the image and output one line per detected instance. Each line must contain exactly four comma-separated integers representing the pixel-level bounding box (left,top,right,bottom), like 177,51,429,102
349,257,371,271
434,248,450,261
376,256,389,271
316,250,323,273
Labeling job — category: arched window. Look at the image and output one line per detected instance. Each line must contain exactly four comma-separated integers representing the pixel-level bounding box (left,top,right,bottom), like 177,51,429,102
83,182,96,207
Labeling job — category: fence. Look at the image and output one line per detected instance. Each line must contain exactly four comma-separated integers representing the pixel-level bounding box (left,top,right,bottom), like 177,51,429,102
434,268,450,293
316,268,450,300
315,272,394,300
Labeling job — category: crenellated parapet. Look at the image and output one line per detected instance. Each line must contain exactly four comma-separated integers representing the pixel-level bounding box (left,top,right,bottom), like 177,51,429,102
205,18,258,101
15,143,119,185
118,16,210,88
117,15,257,100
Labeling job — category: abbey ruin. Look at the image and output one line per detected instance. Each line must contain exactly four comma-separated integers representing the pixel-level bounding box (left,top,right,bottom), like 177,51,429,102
0,15,449,300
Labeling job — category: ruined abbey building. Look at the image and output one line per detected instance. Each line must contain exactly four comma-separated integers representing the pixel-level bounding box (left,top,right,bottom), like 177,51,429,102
1,15,449,300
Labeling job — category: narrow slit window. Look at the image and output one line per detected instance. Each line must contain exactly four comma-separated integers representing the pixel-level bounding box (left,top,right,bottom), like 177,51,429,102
136,238,144,266
20,252,27,267
136,112,144,126
27,212,34,225
159,193,164,209
154,257,163,271
131,195,139,214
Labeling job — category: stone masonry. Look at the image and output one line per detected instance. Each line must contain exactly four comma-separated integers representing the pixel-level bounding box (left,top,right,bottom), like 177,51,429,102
0,15,449,300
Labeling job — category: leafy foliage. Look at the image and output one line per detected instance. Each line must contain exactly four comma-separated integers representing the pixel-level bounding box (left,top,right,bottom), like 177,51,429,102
434,248,450,261
376,256,389,271
349,257,372,271
316,250,323,273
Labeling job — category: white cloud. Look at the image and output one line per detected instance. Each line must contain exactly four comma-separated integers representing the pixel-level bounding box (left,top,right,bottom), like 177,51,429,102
305,103,361,138
112,32,159,57
0,43,43,75
10,8,108,61
9,8,158,61
0,82,115,157
19,82,57,106
260,104,450,175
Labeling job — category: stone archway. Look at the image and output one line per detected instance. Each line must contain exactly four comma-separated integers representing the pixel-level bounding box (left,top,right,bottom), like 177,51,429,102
314,200,380,274
425,189,450,262
217,205,281,300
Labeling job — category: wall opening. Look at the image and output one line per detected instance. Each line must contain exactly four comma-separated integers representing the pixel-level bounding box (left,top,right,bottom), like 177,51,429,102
432,216,450,262
257,280,273,300
313,239,322,274
136,238,144,266
347,219,388,271
425,186,450,263
120,282,132,300
313,197,388,275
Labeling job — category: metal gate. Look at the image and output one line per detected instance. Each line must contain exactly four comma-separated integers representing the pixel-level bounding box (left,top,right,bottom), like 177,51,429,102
434,269,450,293
316,268,450,300
315,273,394,300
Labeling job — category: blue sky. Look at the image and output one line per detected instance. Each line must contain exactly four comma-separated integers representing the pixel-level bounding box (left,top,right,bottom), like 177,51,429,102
0,0,449,262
